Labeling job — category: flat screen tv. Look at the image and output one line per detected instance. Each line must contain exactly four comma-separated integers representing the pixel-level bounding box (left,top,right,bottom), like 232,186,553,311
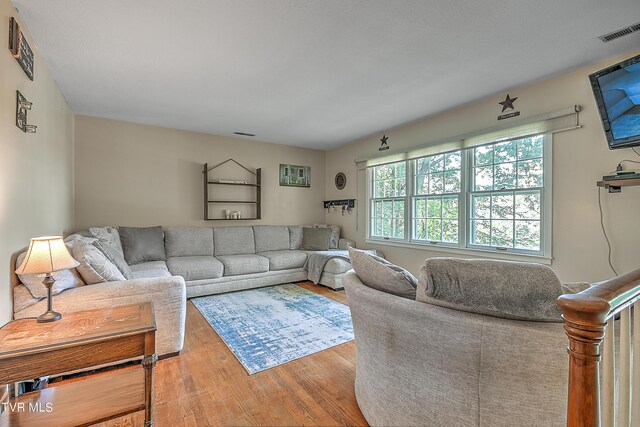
589,53,640,150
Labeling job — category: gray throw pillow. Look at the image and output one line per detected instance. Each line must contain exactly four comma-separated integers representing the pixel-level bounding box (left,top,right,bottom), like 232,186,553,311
119,226,166,265
348,247,417,299
90,227,133,279
71,238,126,284
418,257,564,322
93,240,134,279
301,227,332,251
314,224,341,249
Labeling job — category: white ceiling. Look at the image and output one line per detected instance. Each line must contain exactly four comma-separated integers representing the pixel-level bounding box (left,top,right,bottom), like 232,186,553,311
12,0,640,149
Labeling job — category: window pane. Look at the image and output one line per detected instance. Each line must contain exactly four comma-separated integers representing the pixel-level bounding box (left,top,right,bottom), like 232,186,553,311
472,195,491,219
475,146,493,166
472,220,491,245
427,198,442,218
373,217,382,236
396,162,406,178
443,170,461,193
494,163,516,190
427,219,441,241
416,174,429,195
494,141,517,163
383,180,394,197
394,219,405,239
382,200,392,218
415,198,426,218
442,196,458,219
491,194,514,219
442,220,458,243
414,219,427,239
515,220,541,250
373,200,381,217
373,181,384,198
491,220,514,247
375,164,394,180
416,158,428,173
517,136,543,160
395,179,406,196
393,200,404,217
474,167,493,190
429,172,444,194
380,218,392,237
517,159,543,188
445,152,461,170
428,155,444,173
515,191,541,219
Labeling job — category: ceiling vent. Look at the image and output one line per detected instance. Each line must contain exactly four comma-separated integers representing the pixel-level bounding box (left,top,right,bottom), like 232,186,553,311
598,22,640,43
234,132,255,137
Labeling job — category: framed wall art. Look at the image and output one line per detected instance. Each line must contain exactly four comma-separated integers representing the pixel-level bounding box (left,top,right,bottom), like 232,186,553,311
279,164,310,188
9,17,34,81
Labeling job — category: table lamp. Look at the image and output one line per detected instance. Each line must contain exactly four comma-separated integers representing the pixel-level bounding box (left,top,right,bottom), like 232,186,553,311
15,236,79,323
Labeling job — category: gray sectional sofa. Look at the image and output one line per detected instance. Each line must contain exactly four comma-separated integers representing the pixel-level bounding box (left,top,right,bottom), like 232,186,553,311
11,225,355,357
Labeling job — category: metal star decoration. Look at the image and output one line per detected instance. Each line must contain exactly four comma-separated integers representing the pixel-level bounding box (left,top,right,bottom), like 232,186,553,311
380,134,388,146
499,94,518,112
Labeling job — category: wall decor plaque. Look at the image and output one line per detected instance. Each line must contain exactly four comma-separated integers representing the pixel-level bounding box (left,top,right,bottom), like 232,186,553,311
9,17,34,81
335,172,346,190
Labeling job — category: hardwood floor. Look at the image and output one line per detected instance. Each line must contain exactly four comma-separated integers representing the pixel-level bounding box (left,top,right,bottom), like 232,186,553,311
91,281,367,427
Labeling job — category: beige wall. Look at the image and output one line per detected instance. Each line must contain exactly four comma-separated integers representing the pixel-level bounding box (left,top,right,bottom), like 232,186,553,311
74,116,326,230
0,1,75,324
326,50,640,283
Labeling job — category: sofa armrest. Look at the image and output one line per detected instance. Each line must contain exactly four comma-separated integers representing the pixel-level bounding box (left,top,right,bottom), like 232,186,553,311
14,276,187,356
338,238,355,250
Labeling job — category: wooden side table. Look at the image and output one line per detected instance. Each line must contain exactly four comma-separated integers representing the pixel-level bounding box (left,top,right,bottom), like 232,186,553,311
0,302,157,427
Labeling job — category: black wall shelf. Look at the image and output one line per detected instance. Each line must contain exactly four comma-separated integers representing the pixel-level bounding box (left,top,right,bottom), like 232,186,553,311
203,159,261,220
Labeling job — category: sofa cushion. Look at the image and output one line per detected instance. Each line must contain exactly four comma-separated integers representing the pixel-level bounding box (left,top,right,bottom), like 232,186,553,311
165,227,214,257
301,227,331,251
129,261,168,272
119,226,166,265
166,256,224,281
131,269,172,279
259,250,307,271
88,226,124,258
214,227,256,256
253,226,290,252
418,257,563,322
289,226,303,250
323,257,353,275
92,239,134,279
71,238,126,284
217,254,269,276
349,248,417,299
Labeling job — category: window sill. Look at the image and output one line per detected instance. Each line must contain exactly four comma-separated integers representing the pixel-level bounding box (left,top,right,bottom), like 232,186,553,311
365,239,552,265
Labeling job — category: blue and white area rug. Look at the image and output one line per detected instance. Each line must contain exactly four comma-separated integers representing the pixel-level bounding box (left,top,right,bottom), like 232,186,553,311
192,284,354,375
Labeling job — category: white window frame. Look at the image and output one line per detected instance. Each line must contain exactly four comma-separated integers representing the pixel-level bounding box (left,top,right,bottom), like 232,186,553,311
366,134,553,264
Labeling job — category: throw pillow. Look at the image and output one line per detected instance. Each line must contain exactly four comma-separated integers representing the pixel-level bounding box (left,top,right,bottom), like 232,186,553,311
71,238,126,284
314,224,341,249
348,247,417,299
15,251,85,299
289,226,304,250
119,226,166,265
90,227,133,279
418,257,564,322
301,227,332,251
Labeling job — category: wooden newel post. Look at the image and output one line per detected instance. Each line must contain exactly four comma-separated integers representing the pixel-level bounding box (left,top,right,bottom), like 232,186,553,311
557,295,611,427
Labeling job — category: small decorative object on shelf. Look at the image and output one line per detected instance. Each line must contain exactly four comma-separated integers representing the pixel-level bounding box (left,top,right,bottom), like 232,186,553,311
203,159,261,220
14,236,79,322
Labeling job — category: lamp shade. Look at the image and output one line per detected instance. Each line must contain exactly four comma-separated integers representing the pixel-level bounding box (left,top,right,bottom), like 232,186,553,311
15,236,79,275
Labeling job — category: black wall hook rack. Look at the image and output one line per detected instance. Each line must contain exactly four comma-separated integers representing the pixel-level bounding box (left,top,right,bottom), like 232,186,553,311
323,199,356,209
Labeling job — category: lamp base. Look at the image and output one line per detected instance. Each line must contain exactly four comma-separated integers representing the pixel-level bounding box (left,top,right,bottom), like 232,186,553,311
37,310,62,323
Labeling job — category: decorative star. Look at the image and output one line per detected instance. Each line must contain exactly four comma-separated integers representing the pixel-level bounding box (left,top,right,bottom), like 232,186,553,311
499,94,518,112
380,134,389,146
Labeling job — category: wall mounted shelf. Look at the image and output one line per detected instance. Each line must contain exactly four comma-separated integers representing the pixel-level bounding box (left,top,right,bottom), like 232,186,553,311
597,178,640,193
203,159,261,220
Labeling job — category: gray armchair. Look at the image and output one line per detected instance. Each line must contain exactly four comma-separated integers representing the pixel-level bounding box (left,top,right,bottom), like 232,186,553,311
344,257,570,427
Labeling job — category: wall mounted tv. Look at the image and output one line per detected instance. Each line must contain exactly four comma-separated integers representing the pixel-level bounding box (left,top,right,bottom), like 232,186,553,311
589,53,640,150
